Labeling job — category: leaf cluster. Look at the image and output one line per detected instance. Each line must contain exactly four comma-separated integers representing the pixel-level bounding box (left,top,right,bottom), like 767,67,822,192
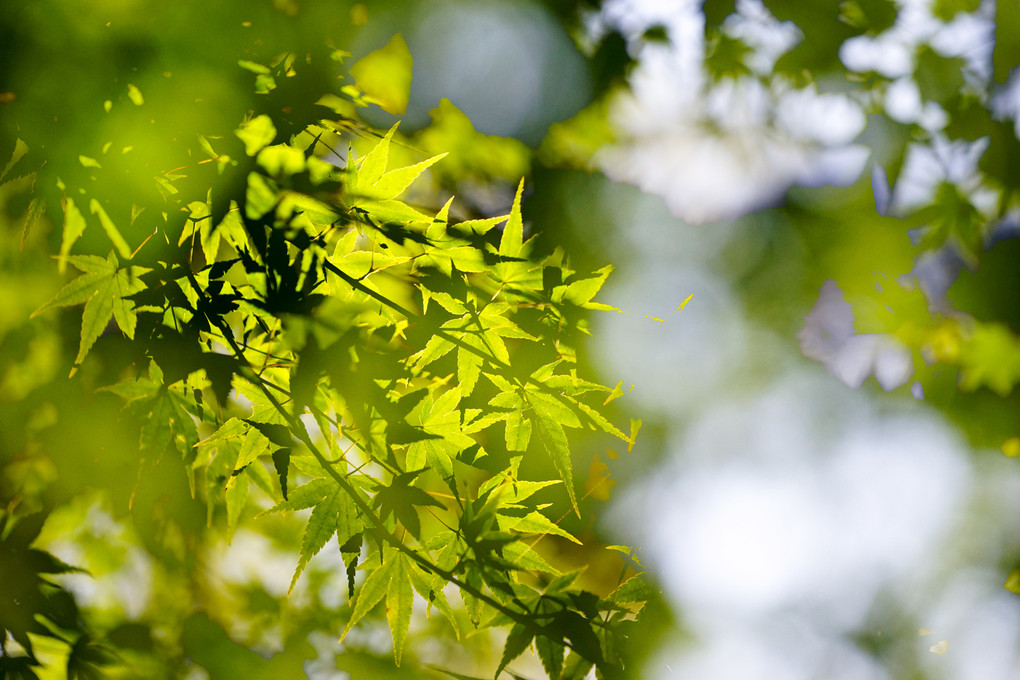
20,44,645,679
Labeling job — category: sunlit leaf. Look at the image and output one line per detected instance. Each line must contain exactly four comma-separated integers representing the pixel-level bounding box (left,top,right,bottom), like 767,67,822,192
350,34,413,115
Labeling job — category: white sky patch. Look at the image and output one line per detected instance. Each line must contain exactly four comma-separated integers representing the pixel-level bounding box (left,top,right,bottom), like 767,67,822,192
598,6,870,224
918,570,1020,679
891,135,998,216
591,264,749,416
723,0,803,74
613,371,969,630
208,528,304,600
599,0,999,225
885,77,924,124
648,625,890,680
799,280,915,392
840,33,917,78
403,0,588,142
930,8,996,83
992,71,1020,137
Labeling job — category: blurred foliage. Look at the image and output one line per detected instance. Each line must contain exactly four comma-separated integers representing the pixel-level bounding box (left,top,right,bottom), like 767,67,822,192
589,6,1020,673
0,1,649,678
570,0,1020,450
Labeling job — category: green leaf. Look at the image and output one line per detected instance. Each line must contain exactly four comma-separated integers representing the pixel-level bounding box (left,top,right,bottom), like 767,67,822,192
34,252,145,371
89,199,133,259
504,410,531,452
259,477,331,515
358,124,398,189
528,391,581,429
560,650,594,680
409,335,455,372
457,345,484,396
494,622,533,679
140,392,175,456
386,554,415,665
958,322,1020,396
498,179,526,259
575,402,627,441
932,0,980,21
367,153,447,201
236,114,277,156
610,574,651,605
407,561,460,638
257,145,306,176
233,427,270,471
58,198,88,273
225,471,249,539
0,137,29,181
501,541,560,574
75,278,116,367
290,485,342,593
350,34,414,115
427,667,487,680
126,83,144,106
196,418,249,449
98,375,159,403
32,270,112,318
426,196,454,240
558,265,613,308
237,59,271,75
533,415,577,514
535,634,565,680
499,510,581,545
995,0,1020,82
341,558,394,640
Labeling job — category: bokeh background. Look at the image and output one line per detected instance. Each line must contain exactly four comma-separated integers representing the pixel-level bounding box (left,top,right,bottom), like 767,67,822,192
3,0,1020,678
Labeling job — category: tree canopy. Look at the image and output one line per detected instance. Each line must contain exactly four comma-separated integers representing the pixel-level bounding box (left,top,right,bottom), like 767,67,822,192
4,0,1020,678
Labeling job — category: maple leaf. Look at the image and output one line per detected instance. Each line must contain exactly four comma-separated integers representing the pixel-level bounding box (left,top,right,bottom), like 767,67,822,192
32,252,146,374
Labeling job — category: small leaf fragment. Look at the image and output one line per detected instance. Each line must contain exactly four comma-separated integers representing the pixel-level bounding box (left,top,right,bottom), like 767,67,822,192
127,83,144,105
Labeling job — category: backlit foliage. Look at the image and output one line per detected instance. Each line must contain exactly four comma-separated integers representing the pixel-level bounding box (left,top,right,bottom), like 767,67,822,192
1,37,644,680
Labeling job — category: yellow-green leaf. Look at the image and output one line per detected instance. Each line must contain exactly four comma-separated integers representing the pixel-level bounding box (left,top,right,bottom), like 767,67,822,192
341,559,394,640
126,83,144,106
89,199,133,259
233,427,270,471
499,179,526,258
457,345,483,396
196,417,248,449
357,124,398,190
236,114,277,156
503,541,560,574
499,510,581,544
505,410,532,452
350,34,413,115
290,486,342,593
387,554,415,665
1,138,29,181
225,470,249,539
368,153,446,201
74,278,115,368
257,144,306,176
58,198,88,273
534,414,577,515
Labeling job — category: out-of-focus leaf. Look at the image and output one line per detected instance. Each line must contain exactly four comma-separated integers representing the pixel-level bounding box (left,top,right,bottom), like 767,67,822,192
350,34,413,116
